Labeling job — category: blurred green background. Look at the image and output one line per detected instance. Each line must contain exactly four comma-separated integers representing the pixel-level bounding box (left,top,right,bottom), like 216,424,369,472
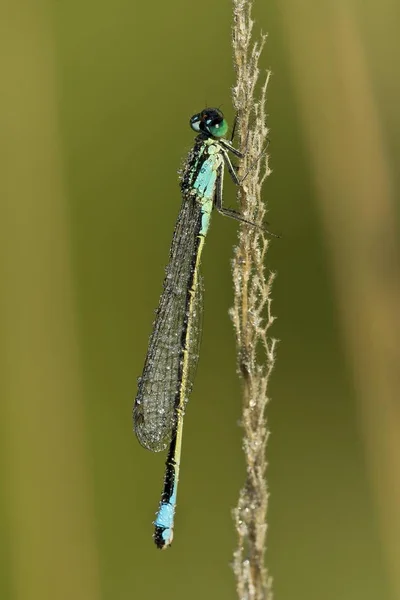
1,1,399,599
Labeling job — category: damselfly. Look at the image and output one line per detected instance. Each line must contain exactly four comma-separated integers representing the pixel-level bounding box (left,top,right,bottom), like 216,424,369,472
133,108,252,549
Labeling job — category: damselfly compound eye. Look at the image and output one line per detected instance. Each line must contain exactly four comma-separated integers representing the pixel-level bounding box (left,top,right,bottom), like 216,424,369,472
190,108,228,137
189,113,202,132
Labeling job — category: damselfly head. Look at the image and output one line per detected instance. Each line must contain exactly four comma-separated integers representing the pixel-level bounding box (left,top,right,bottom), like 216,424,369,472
190,108,228,138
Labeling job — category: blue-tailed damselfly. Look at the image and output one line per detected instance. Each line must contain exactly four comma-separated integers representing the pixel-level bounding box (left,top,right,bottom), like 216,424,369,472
133,108,251,549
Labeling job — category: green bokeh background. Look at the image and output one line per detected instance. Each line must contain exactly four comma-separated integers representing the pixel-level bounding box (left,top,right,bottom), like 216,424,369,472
1,1,399,599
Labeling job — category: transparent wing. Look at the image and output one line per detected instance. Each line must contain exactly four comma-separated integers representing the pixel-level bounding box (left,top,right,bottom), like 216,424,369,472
133,194,203,452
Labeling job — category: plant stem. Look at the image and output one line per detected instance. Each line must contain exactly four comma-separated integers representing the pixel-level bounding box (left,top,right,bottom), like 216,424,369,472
230,2,276,599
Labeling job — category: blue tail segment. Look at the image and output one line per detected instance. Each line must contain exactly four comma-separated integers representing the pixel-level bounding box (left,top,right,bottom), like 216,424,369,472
153,484,177,549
